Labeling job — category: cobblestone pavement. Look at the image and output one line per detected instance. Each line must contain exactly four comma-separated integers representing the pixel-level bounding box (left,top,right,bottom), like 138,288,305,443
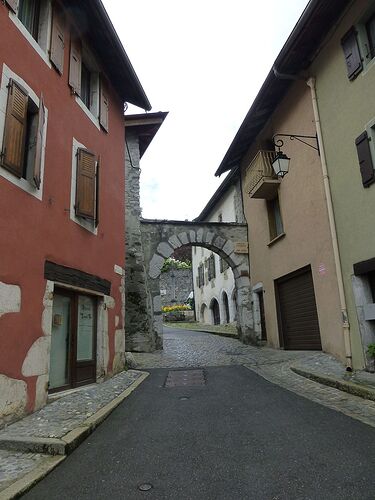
0,451,49,491
133,327,375,428
0,370,142,441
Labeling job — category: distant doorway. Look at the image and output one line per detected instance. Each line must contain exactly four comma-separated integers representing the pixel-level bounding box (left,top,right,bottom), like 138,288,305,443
223,291,230,324
210,298,220,325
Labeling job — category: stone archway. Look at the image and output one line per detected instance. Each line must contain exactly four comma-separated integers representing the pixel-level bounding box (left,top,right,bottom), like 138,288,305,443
125,219,256,352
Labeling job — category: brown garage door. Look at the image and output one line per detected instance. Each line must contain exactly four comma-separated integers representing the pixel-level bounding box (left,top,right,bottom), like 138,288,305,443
275,266,322,350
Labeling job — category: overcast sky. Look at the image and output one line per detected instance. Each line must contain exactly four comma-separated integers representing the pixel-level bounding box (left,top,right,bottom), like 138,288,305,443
102,0,308,221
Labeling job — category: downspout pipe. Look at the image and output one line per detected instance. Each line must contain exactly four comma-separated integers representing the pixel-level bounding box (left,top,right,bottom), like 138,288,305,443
306,77,353,371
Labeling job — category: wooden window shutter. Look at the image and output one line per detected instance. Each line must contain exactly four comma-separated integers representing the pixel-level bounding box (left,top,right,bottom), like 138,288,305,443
5,0,19,14
75,148,96,219
1,79,28,178
99,79,109,132
69,37,82,95
50,8,65,74
341,27,363,80
95,156,100,227
33,93,45,189
355,131,375,187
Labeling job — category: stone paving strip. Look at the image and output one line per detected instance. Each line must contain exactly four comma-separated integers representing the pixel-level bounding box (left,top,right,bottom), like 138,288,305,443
0,370,148,499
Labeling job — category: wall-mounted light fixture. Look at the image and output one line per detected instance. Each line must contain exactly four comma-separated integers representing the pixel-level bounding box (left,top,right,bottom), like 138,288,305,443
271,133,319,178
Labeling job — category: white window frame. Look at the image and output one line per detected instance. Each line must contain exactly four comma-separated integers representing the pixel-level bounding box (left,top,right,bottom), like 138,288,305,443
0,64,48,200
8,0,52,69
70,138,98,235
75,46,100,130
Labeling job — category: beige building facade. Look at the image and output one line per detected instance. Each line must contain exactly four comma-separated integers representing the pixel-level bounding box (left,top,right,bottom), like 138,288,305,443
215,0,355,366
239,82,346,362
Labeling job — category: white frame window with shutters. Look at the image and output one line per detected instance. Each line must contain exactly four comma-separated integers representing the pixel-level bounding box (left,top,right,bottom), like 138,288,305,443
341,7,375,188
2,0,109,229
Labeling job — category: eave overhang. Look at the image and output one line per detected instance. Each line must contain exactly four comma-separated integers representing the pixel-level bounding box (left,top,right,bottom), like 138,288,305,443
125,112,168,158
64,0,151,110
215,0,352,176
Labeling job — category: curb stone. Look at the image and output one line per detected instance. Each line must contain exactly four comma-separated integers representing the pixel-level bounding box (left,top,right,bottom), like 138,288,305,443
0,371,149,499
0,371,149,456
291,367,375,402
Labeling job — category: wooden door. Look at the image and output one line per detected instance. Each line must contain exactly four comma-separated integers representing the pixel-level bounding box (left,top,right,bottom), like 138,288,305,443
258,291,267,341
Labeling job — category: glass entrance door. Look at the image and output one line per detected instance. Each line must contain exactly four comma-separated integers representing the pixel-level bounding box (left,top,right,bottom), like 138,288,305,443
49,290,97,392
75,295,96,386
49,293,72,390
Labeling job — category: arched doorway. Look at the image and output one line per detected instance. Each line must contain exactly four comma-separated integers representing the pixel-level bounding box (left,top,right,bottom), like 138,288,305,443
222,291,230,324
210,298,220,325
126,220,256,352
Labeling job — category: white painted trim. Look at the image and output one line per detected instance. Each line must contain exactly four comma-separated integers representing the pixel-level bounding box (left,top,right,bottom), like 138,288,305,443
252,282,264,293
114,265,124,276
8,8,52,69
70,138,98,234
75,96,101,131
0,64,48,201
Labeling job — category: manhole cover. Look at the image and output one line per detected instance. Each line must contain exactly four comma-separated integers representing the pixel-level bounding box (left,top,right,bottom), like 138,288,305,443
165,369,206,387
138,483,153,491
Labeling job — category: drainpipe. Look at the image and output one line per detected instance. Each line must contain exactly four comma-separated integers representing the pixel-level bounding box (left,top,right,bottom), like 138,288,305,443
306,77,353,371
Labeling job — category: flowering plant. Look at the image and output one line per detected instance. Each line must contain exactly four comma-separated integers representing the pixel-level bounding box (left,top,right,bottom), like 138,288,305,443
162,304,191,313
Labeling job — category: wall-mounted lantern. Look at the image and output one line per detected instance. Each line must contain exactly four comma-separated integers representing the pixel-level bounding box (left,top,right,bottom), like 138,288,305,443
272,133,320,178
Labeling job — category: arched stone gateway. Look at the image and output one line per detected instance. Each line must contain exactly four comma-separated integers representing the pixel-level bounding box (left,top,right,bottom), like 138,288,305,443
125,219,256,352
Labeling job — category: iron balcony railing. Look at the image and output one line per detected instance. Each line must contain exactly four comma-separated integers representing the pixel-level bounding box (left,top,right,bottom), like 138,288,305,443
245,150,277,195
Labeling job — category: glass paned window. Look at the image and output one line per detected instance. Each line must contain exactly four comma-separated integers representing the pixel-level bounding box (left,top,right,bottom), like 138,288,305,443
18,0,40,40
81,63,91,109
77,295,95,361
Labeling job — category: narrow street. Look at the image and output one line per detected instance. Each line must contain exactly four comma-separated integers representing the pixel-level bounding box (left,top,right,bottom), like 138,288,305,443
23,327,375,500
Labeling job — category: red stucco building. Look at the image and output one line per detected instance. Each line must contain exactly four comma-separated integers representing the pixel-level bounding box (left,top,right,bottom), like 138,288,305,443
0,0,150,425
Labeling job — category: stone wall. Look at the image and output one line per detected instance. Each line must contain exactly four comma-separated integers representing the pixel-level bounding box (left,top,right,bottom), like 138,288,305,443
160,268,193,307
124,131,156,352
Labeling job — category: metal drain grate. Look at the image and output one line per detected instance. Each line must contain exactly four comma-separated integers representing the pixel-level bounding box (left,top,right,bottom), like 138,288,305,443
164,369,206,387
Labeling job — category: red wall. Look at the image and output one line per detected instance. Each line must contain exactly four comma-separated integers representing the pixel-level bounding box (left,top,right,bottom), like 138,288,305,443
0,3,126,409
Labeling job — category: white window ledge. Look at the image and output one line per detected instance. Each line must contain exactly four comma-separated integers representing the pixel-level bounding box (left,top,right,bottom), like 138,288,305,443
9,12,52,69
75,97,101,131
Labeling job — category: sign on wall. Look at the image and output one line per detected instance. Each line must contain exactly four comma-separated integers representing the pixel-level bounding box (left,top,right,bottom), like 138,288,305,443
234,242,248,254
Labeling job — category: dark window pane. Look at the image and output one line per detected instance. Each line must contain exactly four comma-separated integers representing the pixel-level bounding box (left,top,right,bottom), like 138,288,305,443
18,0,40,40
366,14,375,59
81,63,91,109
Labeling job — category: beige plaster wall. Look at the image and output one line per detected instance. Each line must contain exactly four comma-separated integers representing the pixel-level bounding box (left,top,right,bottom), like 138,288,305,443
242,81,346,362
310,0,375,368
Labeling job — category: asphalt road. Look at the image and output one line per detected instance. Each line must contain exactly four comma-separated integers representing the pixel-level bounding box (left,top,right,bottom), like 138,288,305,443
24,365,375,500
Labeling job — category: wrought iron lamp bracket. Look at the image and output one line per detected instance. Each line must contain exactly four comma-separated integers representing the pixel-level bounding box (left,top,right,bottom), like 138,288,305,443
272,133,320,155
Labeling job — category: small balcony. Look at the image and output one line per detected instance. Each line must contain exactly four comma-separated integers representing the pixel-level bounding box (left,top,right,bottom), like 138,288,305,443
245,150,281,199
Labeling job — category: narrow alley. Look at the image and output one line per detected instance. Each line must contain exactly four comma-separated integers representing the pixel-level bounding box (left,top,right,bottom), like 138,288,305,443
19,327,375,499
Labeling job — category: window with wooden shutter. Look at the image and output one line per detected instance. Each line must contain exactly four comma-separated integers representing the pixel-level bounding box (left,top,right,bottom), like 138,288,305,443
355,131,375,187
341,27,363,80
33,93,45,189
99,79,109,132
69,37,82,96
75,148,96,220
95,156,100,227
1,80,28,178
50,7,65,74
5,0,19,14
